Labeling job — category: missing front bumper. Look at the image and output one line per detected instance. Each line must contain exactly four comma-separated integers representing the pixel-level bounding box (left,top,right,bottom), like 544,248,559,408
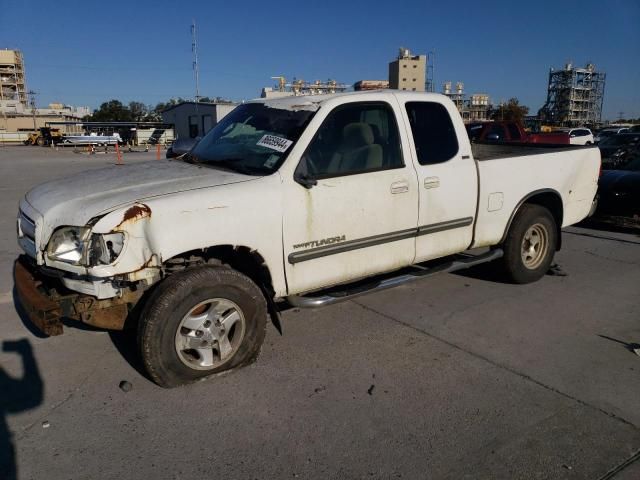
13,256,144,336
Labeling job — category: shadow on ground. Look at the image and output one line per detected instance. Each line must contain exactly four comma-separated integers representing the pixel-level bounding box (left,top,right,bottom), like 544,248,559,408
577,218,640,237
0,338,43,480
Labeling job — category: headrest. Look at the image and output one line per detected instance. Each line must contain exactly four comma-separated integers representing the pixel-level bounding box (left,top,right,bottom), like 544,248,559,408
342,123,374,149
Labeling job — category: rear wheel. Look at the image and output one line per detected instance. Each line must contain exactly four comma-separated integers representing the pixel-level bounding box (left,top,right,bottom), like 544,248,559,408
36,137,45,146
500,204,557,284
138,265,267,388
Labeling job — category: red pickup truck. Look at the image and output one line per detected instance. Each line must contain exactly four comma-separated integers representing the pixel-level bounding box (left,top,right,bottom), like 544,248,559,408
467,122,570,145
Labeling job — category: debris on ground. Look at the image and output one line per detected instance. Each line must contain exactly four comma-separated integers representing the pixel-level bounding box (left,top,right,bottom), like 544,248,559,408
308,386,326,397
42,421,50,429
367,385,375,395
547,264,568,276
119,380,133,392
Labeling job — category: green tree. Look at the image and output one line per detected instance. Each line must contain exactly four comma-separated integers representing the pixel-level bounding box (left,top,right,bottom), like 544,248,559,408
490,98,529,123
87,100,133,122
128,101,148,122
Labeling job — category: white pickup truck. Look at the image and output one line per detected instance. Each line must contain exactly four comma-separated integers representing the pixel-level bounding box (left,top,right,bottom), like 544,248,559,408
15,91,600,387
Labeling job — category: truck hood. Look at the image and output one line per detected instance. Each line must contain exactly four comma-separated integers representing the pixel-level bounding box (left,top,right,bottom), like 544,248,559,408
23,160,257,242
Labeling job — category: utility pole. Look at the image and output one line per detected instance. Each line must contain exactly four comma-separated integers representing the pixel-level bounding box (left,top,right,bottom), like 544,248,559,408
28,90,38,131
191,20,201,103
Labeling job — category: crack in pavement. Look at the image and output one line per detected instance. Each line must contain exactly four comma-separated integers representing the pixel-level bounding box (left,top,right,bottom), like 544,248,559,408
15,345,112,439
351,300,638,430
596,449,640,480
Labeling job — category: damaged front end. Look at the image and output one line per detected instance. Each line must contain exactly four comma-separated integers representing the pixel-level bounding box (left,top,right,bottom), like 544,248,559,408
14,255,146,336
14,202,162,337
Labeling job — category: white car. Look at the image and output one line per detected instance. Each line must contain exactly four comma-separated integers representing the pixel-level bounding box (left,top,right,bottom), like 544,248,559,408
559,128,594,145
15,91,601,387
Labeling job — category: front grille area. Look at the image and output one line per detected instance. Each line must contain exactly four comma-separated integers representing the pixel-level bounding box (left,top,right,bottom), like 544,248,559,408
18,210,37,258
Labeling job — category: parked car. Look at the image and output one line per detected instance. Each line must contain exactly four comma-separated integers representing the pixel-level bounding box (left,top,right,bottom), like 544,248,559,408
14,91,600,387
594,127,629,143
166,137,201,158
471,121,570,144
598,133,640,166
629,125,640,133
594,148,640,225
465,122,486,142
556,128,594,145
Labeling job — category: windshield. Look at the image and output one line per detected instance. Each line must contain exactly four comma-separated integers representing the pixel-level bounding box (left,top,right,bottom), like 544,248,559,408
186,103,315,175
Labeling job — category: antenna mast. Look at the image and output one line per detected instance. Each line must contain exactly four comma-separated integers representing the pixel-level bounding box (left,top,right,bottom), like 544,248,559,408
191,20,201,102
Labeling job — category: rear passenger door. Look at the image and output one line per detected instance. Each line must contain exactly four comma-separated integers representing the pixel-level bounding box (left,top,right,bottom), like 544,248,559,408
400,100,478,262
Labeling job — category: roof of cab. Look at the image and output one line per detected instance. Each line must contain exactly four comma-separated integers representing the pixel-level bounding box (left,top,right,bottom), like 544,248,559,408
250,90,448,112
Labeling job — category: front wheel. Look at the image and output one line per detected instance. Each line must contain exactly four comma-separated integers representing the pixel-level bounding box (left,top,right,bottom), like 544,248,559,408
500,204,557,284
138,265,267,388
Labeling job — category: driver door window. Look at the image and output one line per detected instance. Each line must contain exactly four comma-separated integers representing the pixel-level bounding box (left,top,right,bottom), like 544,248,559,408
298,102,404,178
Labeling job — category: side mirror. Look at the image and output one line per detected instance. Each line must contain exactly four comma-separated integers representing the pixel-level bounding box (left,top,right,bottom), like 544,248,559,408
294,172,317,189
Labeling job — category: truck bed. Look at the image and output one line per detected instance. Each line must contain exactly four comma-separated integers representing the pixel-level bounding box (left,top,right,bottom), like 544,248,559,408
471,142,591,161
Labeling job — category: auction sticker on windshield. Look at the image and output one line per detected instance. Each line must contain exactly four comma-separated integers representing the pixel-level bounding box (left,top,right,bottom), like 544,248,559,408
257,134,293,153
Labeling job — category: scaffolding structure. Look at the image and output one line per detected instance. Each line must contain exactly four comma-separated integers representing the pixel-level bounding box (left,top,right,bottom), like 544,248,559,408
442,81,491,122
269,76,348,96
0,49,27,106
541,63,605,126
443,81,465,110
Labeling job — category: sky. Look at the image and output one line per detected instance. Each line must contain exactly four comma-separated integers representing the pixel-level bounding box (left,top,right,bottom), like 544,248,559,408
1,0,639,120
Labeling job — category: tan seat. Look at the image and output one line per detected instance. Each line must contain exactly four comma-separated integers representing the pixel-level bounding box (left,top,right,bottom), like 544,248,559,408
327,123,383,174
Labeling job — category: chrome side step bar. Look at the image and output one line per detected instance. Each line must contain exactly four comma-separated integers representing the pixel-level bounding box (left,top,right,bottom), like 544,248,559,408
286,248,503,308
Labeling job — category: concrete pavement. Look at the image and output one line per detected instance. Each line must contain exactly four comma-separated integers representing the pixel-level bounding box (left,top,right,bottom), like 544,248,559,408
1,145,639,479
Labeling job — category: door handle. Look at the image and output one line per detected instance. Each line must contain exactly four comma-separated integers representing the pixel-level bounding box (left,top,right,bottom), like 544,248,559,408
424,177,440,189
390,181,409,194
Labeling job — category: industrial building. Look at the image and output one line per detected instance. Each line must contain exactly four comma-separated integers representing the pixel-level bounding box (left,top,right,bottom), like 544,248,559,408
1,49,90,135
0,49,27,108
442,82,491,122
261,77,348,98
161,101,237,139
540,63,606,126
389,48,426,92
467,93,491,121
354,80,389,91
1,101,90,135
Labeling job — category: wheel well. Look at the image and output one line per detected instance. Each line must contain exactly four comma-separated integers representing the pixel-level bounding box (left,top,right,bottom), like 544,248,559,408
504,190,564,251
163,245,275,297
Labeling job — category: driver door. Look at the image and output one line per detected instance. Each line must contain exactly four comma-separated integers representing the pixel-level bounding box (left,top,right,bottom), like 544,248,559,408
282,100,419,294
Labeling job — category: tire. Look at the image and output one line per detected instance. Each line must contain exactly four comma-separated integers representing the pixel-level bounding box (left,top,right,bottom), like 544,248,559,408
500,204,557,284
588,194,599,217
138,265,267,388
36,137,45,146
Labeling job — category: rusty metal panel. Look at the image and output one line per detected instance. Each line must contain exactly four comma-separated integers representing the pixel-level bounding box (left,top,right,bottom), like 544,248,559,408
14,258,64,336
81,304,129,330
